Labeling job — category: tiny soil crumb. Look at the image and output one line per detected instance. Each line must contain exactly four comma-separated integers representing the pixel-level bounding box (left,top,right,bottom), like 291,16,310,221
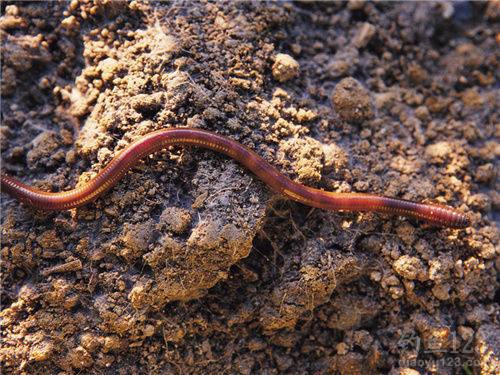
1,2,498,374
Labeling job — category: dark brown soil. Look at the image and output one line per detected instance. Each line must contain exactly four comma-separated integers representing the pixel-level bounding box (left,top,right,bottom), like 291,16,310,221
1,1,498,374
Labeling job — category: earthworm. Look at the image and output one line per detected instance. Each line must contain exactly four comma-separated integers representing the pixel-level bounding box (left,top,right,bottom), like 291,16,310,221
0,128,469,228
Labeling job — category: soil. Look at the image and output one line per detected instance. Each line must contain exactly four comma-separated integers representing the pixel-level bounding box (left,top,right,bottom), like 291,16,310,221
0,1,498,374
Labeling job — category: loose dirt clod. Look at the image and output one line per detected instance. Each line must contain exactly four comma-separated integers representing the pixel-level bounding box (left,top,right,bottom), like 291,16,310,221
331,77,374,123
272,53,300,82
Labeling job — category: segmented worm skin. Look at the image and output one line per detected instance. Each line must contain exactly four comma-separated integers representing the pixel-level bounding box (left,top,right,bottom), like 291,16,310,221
1,128,469,228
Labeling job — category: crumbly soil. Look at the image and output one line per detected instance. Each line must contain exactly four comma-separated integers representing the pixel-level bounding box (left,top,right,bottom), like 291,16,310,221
1,1,498,374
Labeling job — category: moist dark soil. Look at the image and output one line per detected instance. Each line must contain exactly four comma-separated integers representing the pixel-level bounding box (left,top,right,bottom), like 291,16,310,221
1,1,498,374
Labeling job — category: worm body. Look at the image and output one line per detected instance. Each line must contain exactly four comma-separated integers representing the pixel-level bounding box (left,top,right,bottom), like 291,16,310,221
0,128,469,228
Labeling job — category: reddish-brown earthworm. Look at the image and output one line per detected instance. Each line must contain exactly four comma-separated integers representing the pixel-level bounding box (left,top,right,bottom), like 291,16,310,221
1,128,469,228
